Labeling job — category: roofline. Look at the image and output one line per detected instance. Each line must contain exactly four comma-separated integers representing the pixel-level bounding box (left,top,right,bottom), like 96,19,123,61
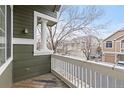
103,29,124,42
53,5,61,12
114,34,124,41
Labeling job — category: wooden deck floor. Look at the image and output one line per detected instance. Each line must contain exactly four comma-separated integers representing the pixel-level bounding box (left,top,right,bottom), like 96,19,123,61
12,73,69,88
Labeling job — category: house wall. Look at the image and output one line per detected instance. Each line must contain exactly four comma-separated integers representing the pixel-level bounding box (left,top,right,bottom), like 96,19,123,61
103,31,124,53
103,54,115,63
119,55,124,61
102,30,124,63
104,30,124,42
103,41,115,52
0,62,12,87
115,41,120,52
13,6,56,82
115,36,124,52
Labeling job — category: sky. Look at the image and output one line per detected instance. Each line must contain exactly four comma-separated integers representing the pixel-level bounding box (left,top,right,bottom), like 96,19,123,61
89,5,124,39
98,5,124,39
70,5,124,39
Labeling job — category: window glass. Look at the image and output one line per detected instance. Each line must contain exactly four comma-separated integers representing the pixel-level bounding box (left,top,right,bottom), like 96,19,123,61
121,40,124,52
106,41,112,48
6,5,11,59
0,5,5,66
36,23,42,51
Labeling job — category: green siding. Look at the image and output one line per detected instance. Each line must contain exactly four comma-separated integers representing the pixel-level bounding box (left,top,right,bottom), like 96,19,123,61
13,5,56,39
13,6,55,82
0,62,12,87
13,45,51,82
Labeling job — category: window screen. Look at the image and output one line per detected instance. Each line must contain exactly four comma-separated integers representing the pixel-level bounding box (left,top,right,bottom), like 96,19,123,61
6,5,11,59
0,5,5,66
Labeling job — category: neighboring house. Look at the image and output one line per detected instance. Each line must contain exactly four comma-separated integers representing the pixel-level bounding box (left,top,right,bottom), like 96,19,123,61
57,40,86,59
0,5,60,87
57,36,100,60
102,29,124,64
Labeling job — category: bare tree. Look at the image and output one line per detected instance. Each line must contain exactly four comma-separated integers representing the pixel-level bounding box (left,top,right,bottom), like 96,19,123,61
47,5,105,53
81,35,100,60
81,35,91,60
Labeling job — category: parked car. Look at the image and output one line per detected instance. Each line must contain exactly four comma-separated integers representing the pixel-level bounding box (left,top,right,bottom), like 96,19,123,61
117,61,124,66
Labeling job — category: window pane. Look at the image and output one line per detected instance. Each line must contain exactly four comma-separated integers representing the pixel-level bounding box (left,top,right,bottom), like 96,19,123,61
0,5,5,66
36,23,42,51
121,40,124,48
106,41,112,48
6,5,11,59
121,40,124,52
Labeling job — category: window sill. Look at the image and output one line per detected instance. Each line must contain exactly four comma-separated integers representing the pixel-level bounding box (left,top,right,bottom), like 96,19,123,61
106,47,112,48
34,49,54,56
0,57,12,76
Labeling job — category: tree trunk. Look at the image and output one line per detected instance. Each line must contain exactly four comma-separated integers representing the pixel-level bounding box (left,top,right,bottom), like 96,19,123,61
86,54,90,60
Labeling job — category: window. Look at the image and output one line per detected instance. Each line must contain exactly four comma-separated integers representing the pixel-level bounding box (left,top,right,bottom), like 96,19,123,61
121,40,124,52
35,21,42,51
106,41,112,48
34,11,55,55
0,5,12,67
0,6,5,66
7,5,12,59
34,12,47,55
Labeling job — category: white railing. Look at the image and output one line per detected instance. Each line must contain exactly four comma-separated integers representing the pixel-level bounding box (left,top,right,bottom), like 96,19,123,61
51,54,124,88
121,48,124,52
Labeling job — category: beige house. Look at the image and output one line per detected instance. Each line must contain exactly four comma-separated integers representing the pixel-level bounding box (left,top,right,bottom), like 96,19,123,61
102,29,124,64
57,36,100,60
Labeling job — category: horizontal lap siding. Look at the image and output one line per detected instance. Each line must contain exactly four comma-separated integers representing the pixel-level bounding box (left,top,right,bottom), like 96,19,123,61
13,5,56,39
104,54,115,63
13,45,51,82
0,62,12,87
13,6,55,82
119,55,124,61
13,6,33,39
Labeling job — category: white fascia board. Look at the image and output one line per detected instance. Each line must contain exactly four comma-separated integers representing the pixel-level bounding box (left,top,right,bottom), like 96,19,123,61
34,11,57,23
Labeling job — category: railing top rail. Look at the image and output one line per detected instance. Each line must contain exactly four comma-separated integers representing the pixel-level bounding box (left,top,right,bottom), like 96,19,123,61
52,54,124,80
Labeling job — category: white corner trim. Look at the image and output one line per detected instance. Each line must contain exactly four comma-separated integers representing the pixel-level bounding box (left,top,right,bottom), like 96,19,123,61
0,57,12,76
34,11,57,23
34,49,53,56
13,38,34,45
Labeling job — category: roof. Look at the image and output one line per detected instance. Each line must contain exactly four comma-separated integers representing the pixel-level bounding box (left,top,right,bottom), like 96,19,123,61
114,34,124,41
103,28,124,41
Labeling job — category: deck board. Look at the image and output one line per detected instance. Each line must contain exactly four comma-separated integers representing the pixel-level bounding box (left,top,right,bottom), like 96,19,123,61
12,73,69,88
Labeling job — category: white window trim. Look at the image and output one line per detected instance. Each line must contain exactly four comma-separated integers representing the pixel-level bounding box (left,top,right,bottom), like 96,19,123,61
34,11,57,23
106,41,112,48
33,11,54,56
120,39,124,52
13,38,34,45
0,5,13,76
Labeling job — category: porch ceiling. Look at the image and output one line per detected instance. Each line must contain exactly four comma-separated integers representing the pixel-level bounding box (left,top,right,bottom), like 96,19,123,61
41,5,61,12
40,5,61,26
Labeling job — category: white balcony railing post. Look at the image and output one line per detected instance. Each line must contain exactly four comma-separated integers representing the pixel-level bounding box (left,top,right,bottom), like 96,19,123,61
51,54,124,88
